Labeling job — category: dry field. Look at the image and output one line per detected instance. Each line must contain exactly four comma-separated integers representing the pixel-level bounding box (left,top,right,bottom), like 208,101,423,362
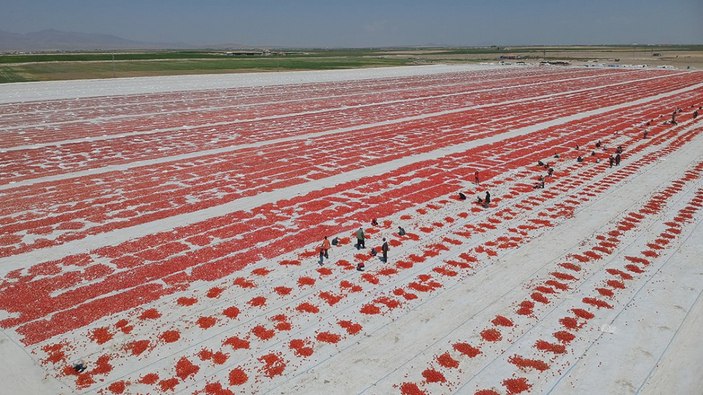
393,47,703,70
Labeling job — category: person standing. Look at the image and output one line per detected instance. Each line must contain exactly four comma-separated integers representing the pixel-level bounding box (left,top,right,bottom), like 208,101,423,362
381,238,389,263
474,171,480,184
615,152,621,166
483,191,491,207
319,236,331,263
356,228,365,249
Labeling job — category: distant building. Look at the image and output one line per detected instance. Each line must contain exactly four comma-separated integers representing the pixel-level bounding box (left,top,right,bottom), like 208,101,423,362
224,49,273,56
540,61,571,66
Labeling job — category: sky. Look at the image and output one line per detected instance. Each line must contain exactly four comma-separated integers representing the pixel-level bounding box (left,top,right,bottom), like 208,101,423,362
2,0,702,47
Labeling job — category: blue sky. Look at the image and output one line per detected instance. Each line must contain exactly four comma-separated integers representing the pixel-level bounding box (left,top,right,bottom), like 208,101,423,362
2,0,702,47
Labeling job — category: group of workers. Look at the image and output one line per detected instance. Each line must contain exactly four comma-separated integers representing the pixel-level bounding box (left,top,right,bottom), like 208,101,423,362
313,104,703,272
319,220,390,271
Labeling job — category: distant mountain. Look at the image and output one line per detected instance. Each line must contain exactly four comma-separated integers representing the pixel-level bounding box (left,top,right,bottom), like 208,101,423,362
0,29,193,51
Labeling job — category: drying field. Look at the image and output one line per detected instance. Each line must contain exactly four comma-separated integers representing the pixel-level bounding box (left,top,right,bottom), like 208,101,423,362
1,64,702,395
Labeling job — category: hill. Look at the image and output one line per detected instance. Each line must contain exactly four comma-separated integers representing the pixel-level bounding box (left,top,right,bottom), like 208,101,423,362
0,29,188,51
